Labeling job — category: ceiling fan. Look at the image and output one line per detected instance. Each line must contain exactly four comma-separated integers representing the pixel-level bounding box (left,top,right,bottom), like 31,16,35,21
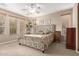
22,3,41,15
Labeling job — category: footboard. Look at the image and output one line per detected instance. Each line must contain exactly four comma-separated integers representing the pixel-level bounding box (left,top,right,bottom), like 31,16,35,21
19,36,46,51
18,33,54,52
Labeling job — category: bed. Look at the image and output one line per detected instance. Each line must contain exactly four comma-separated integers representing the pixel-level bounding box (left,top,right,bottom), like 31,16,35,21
18,33,54,53
18,25,55,53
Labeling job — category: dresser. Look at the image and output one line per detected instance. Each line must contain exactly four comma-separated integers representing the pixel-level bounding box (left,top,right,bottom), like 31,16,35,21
66,28,76,50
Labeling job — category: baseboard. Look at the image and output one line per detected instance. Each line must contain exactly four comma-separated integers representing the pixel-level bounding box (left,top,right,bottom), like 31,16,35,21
0,40,17,45
76,50,79,54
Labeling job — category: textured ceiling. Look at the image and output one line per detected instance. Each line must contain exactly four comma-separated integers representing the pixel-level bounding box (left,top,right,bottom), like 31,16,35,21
0,3,74,17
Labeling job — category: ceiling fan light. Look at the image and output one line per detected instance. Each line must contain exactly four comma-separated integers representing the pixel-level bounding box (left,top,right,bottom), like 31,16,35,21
29,9,35,13
22,3,41,15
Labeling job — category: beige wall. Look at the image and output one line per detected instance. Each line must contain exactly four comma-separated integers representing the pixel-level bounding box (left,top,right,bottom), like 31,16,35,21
28,10,72,32
72,4,78,52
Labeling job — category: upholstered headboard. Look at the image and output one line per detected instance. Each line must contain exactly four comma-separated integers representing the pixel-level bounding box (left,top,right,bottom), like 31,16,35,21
31,25,56,34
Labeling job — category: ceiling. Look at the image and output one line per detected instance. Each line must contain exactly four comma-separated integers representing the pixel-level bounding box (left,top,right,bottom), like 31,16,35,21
0,3,74,17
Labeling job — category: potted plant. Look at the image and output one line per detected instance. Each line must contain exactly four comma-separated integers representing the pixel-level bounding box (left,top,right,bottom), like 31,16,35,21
26,22,33,34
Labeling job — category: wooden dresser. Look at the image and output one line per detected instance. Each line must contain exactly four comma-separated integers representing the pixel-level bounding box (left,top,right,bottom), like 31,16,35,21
66,28,76,50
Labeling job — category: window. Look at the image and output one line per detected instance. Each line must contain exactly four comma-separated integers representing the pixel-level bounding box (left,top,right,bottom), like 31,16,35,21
0,13,5,34
20,19,26,34
9,16,17,34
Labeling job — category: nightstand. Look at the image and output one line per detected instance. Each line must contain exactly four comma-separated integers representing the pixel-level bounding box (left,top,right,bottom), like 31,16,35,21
54,31,61,42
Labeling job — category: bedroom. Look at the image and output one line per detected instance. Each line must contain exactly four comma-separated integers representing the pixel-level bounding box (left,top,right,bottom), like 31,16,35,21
0,3,78,56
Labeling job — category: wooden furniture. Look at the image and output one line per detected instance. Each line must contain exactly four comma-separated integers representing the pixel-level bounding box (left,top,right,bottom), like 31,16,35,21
54,31,61,42
66,28,76,50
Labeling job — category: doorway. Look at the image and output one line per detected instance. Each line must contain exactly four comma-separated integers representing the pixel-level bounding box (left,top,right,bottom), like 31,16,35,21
61,12,72,45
